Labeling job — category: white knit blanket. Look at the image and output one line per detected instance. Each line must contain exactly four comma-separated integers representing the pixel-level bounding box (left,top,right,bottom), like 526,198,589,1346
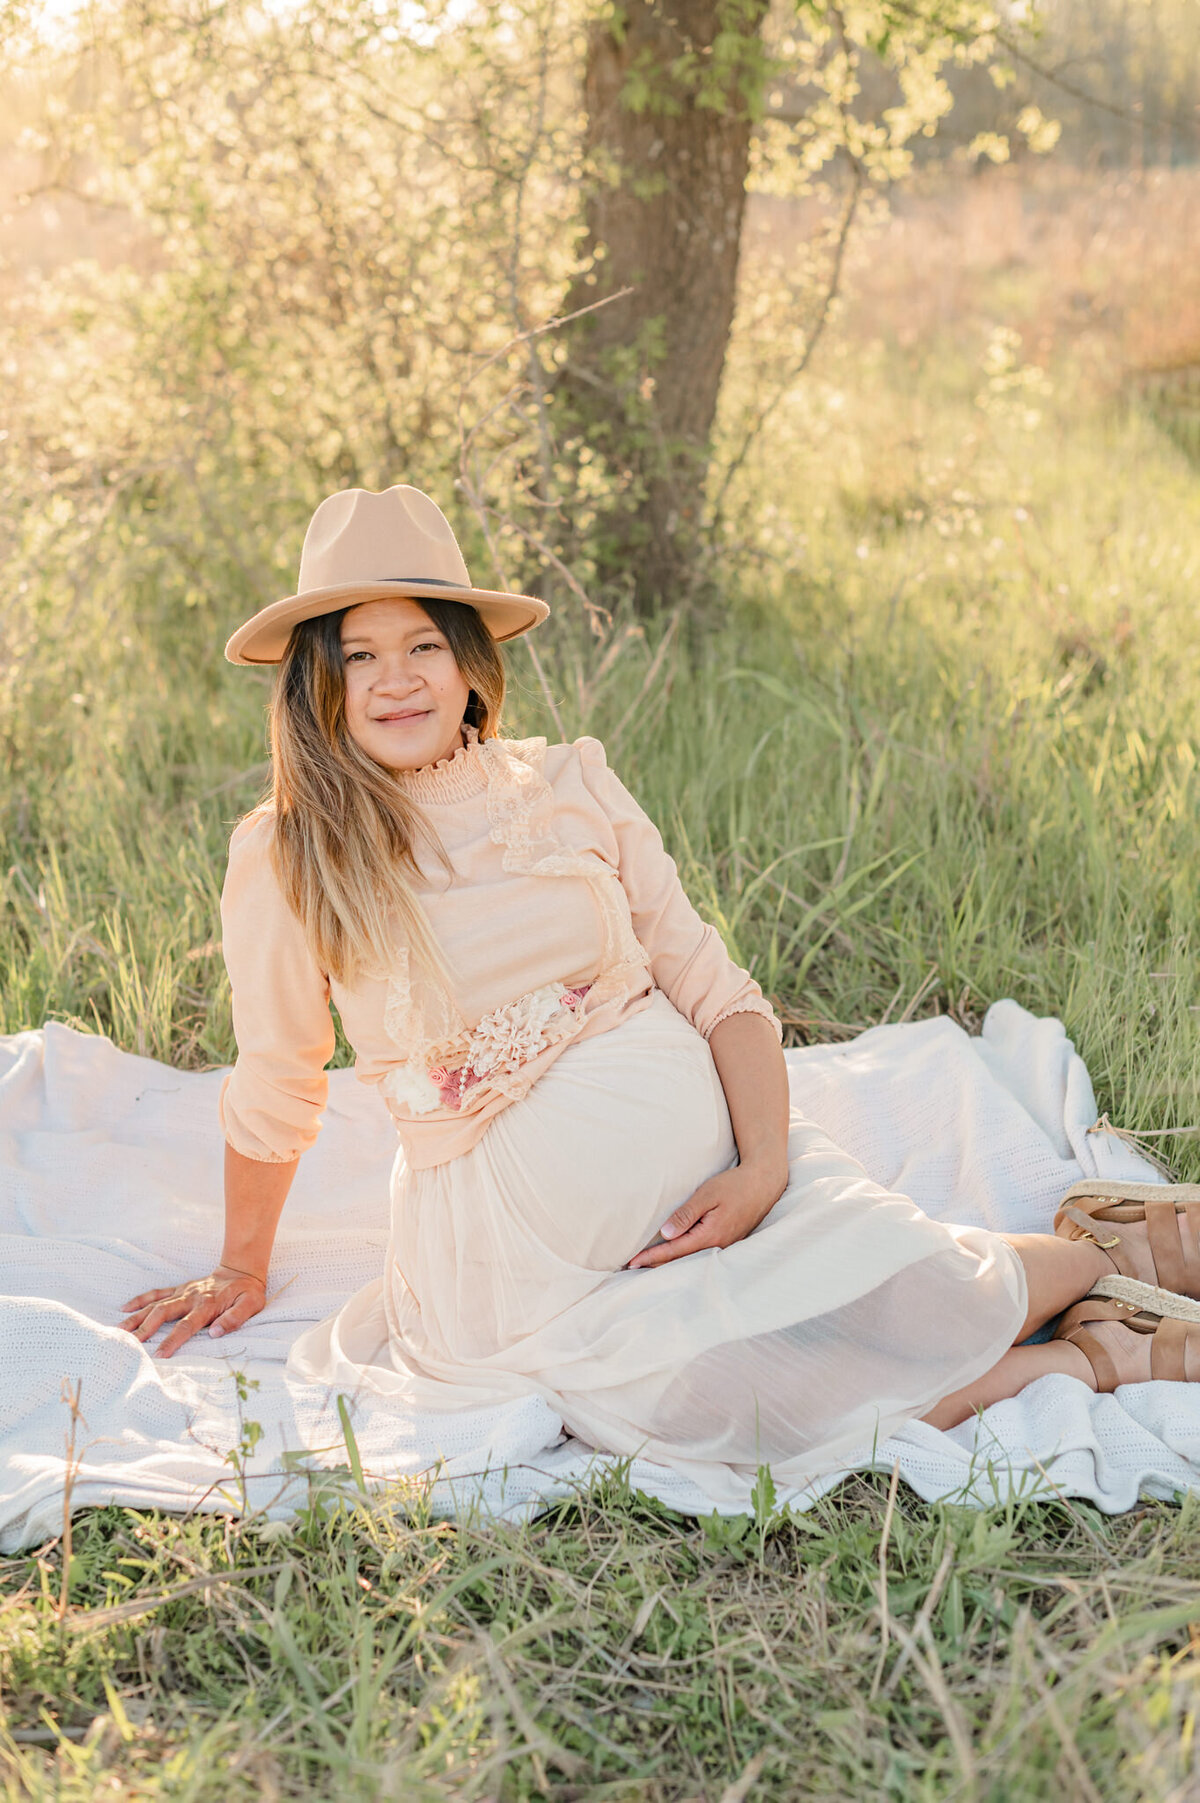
4,1004,1198,1551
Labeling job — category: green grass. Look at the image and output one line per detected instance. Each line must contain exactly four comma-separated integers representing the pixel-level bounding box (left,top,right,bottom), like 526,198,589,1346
6,1475,1200,1798
7,382,1200,1144
6,292,1200,1793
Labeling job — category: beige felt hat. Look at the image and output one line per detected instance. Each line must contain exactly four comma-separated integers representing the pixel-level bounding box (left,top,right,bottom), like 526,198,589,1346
225,485,550,665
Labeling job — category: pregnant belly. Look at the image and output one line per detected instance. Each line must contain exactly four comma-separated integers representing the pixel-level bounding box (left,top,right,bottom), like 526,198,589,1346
388,991,737,1362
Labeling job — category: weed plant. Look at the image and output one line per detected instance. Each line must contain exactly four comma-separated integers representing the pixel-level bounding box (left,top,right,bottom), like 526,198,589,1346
6,1472,1200,1797
4,183,1200,1797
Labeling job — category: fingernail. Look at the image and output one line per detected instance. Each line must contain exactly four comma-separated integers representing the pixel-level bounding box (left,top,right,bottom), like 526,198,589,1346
659,1222,678,1239
210,1325,223,1337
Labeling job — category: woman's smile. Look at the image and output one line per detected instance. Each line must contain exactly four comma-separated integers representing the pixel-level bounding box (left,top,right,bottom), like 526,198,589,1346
340,596,472,770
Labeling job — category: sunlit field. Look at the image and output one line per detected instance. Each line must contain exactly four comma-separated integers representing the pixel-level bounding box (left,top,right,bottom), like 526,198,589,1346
3,26,1200,1794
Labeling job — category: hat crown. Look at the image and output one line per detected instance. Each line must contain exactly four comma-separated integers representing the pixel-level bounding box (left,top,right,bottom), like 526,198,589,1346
297,486,472,594
224,483,549,664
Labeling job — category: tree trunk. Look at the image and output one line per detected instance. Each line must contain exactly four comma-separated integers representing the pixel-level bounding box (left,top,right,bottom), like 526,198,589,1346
559,0,767,612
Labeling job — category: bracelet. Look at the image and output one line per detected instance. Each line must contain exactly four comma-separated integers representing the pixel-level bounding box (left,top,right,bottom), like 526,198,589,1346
217,1261,267,1284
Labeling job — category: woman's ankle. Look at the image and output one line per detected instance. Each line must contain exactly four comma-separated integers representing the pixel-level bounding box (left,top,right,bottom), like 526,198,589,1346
1005,1232,1118,1340
1057,1339,1099,1390
922,1341,1100,1428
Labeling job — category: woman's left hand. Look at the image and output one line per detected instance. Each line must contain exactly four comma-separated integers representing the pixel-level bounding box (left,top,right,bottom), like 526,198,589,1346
626,1161,788,1269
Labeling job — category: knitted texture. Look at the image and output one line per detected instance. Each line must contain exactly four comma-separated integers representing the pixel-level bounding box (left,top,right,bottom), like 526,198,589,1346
2,1002,1192,1552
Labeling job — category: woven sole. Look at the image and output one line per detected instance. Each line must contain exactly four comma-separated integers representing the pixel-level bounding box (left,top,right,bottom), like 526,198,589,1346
1062,1179,1200,1206
1089,1274,1200,1320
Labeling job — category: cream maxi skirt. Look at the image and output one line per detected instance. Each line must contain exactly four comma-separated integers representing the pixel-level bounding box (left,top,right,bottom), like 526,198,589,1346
289,991,1028,1496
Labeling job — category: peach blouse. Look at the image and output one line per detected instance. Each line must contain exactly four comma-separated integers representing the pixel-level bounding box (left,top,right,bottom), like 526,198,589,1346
218,732,781,1171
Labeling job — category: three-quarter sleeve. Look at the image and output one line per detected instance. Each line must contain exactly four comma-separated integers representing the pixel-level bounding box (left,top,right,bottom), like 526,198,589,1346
576,738,782,1043
218,809,336,1162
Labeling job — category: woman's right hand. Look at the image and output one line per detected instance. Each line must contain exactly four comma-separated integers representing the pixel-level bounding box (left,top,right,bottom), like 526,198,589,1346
118,1265,268,1360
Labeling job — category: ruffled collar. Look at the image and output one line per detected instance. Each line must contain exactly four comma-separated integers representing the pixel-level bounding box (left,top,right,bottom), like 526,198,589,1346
396,724,489,804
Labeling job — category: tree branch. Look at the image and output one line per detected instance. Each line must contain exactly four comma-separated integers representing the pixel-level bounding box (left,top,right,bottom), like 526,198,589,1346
710,156,863,530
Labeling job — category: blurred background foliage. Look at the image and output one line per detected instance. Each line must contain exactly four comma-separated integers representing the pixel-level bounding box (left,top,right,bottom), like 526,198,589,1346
0,0,1035,625
6,12,1200,1789
0,0,1194,620
0,0,1195,659
0,0,1198,1109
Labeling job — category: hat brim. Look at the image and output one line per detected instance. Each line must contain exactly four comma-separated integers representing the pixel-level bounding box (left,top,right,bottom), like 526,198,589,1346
225,580,550,666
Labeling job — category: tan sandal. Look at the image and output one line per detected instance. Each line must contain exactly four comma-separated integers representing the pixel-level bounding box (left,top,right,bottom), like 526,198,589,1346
1054,1179,1200,1310
1053,1294,1200,1389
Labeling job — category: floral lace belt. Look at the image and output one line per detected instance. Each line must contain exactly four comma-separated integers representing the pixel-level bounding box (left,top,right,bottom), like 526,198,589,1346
383,979,594,1117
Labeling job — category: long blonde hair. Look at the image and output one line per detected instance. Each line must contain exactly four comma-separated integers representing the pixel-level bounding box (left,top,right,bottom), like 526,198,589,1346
266,597,506,986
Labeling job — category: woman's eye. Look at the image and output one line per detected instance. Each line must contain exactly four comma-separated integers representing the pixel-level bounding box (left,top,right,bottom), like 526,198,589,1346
343,642,444,662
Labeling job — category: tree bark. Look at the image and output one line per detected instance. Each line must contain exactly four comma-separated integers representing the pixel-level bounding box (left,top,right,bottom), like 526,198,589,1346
559,0,768,612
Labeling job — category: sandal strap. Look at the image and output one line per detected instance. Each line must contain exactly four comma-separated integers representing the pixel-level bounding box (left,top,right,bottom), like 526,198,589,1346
1147,1197,1200,1296
1054,1297,1200,1387
1053,1297,1134,1392
1065,1326,1121,1391
1059,1204,1135,1276
1150,1314,1198,1382
1056,1193,1200,1295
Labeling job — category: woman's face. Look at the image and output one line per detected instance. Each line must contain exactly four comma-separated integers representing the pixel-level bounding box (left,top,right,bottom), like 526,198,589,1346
339,597,473,772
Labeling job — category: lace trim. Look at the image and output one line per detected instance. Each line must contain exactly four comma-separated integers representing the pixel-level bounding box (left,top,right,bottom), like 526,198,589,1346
480,734,559,870
480,735,648,988
381,942,466,1075
382,945,413,1047
381,734,650,1107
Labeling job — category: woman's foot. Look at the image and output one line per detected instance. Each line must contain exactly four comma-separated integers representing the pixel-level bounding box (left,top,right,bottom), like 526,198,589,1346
1055,1296,1200,1388
1055,1182,1200,1301
921,1307,1200,1429
1069,1319,1152,1388
1088,1215,1168,1288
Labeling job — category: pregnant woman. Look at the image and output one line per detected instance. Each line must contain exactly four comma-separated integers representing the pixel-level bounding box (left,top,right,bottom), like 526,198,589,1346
118,486,1200,1496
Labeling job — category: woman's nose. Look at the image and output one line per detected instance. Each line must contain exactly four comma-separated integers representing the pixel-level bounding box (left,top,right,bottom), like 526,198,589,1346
372,660,422,695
